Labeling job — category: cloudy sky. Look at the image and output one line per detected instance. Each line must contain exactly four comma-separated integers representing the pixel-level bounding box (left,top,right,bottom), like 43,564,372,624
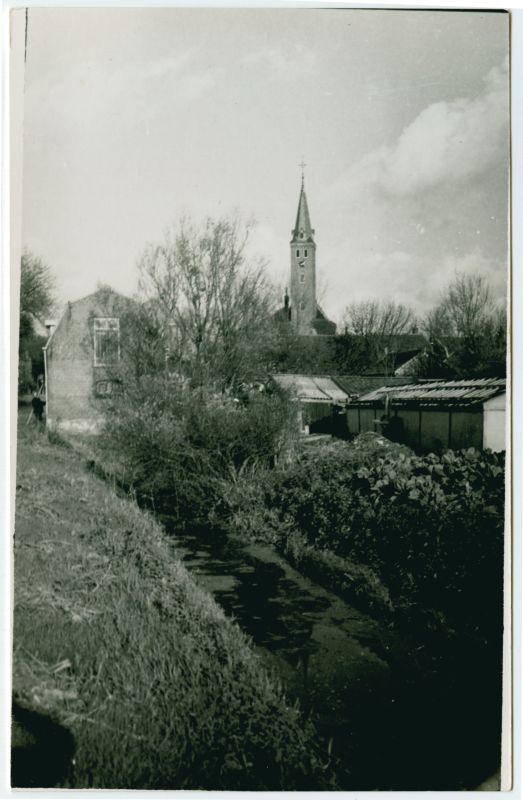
21,8,509,324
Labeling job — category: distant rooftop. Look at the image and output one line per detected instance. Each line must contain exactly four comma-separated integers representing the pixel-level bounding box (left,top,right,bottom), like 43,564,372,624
272,374,349,403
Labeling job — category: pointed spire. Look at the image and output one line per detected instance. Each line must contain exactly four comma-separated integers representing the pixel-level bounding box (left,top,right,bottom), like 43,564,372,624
292,182,315,242
292,159,314,242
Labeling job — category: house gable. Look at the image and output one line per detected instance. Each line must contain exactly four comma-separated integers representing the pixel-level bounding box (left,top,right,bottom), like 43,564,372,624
45,287,133,432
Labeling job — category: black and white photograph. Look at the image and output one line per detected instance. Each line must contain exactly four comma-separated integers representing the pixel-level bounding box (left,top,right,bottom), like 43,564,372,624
8,6,511,792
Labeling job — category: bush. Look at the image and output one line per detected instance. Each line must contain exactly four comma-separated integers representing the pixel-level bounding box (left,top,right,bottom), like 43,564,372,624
98,378,298,521
268,435,505,634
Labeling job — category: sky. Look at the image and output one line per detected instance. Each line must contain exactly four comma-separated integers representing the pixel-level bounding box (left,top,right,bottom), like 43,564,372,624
21,7,510,325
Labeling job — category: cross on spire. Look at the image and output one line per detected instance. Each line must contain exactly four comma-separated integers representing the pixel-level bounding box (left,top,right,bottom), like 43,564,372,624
299,158,307,187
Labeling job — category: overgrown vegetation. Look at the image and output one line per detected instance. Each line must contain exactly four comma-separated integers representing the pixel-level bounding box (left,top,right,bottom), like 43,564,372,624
264,434,504,633
13,418,331,790
247,433,505,786
98,377,298,521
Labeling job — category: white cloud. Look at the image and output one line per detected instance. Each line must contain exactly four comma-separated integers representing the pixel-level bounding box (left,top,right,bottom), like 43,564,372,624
317,58,509,321
368,58,509,197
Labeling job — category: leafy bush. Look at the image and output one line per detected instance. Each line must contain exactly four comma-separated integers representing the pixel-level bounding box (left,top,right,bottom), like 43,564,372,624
268,435,505,634
99,377,298,521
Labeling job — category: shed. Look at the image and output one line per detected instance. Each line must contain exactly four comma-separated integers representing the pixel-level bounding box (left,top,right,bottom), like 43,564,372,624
347,378,506,452
44,287,133,433
271,374,349,434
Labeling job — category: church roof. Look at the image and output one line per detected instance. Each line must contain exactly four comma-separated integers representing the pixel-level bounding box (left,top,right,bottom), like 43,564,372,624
292,183,315,242
273,302,336,335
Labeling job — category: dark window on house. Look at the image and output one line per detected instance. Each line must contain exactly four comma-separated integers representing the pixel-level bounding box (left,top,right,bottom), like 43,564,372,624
304,249,308,257
94,318,120,366
296,250,300,257
300,274,305,283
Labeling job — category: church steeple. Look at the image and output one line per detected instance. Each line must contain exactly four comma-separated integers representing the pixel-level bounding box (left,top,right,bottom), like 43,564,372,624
290,165,317,335
292,164,315,243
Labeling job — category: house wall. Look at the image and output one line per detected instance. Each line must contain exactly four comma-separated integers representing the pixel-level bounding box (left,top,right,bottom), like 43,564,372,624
359,407,378,433
302,401,328,427
347,407,359,436
347,403,488,452
45,289,128,432
395,409,420,450
449,410,483,450
417,410,449,451
483,393,506,452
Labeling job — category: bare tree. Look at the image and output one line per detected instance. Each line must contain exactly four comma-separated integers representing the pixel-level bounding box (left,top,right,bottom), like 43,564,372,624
425,273,493,340
137,216,277,388
422,273,506,377
342,300,417,375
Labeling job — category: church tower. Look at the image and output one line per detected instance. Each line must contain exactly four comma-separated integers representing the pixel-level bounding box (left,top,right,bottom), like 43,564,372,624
290,169,317,335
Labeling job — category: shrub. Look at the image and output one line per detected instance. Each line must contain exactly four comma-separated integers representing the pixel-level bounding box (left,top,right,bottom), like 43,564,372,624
98,377,298,521
268,435,505,635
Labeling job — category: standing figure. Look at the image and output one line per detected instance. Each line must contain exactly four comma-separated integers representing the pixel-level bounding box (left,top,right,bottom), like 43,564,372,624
31,392,46,424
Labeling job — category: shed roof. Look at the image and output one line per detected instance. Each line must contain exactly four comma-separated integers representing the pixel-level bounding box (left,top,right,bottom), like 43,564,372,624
354,378,506,408
271,374,349,403
334,375,416,398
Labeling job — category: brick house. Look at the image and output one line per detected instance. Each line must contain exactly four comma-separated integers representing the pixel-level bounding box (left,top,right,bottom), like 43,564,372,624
44,287,133,432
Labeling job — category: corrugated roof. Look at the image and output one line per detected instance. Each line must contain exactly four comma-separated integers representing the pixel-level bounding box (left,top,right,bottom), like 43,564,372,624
354,378,506,408
272,374,349,403
334,375,416,398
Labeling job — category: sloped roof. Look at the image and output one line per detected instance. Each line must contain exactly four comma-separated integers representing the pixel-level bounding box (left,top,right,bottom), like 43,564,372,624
273,302,336,334
355,378,506,408
385,333,428,352
273,305,291,324
334,375,416,398
44,287,135,352
338,332,427,353
312,318,337,335
272,374,349,403
292,185,315,243
312,307,337,335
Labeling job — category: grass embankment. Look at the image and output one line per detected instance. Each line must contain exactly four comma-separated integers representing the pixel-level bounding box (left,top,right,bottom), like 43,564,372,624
12,419,330,790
